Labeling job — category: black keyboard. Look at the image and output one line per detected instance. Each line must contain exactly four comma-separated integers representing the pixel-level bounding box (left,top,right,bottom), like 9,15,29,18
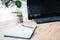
33,16,60,24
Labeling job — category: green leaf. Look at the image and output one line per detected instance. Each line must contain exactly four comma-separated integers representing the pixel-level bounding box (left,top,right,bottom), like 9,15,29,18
5,0,10,7
2,0,10,4
15,0,21,8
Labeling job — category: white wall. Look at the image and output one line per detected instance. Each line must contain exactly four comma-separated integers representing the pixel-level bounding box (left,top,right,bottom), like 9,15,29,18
0,2,14,22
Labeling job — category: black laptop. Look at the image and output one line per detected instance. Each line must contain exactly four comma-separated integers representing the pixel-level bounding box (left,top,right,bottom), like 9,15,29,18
27,0,60,24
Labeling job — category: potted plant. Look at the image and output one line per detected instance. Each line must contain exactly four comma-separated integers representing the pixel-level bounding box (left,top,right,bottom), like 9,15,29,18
1,0,23,23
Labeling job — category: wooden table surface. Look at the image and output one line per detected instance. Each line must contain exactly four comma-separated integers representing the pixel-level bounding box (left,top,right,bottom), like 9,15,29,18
0,20,60,40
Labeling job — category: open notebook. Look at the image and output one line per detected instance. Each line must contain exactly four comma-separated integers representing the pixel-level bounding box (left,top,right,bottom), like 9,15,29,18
4,24,36,39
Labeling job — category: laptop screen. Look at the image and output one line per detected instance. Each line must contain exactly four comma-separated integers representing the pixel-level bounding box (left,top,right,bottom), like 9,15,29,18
27,0,60,19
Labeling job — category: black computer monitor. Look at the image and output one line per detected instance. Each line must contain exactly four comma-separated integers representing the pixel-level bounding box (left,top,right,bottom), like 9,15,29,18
27,0,60,23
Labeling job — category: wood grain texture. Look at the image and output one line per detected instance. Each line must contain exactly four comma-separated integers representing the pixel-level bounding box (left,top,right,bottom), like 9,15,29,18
0,20,60,40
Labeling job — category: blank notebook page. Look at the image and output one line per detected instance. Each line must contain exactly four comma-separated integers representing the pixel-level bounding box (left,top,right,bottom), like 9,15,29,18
4,24,36,39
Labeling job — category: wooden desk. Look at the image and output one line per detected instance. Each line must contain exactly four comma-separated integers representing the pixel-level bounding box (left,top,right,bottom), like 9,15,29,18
0,20,60,40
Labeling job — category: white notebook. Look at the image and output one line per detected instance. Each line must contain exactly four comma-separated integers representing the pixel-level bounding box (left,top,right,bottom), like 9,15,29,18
4,24,36,39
